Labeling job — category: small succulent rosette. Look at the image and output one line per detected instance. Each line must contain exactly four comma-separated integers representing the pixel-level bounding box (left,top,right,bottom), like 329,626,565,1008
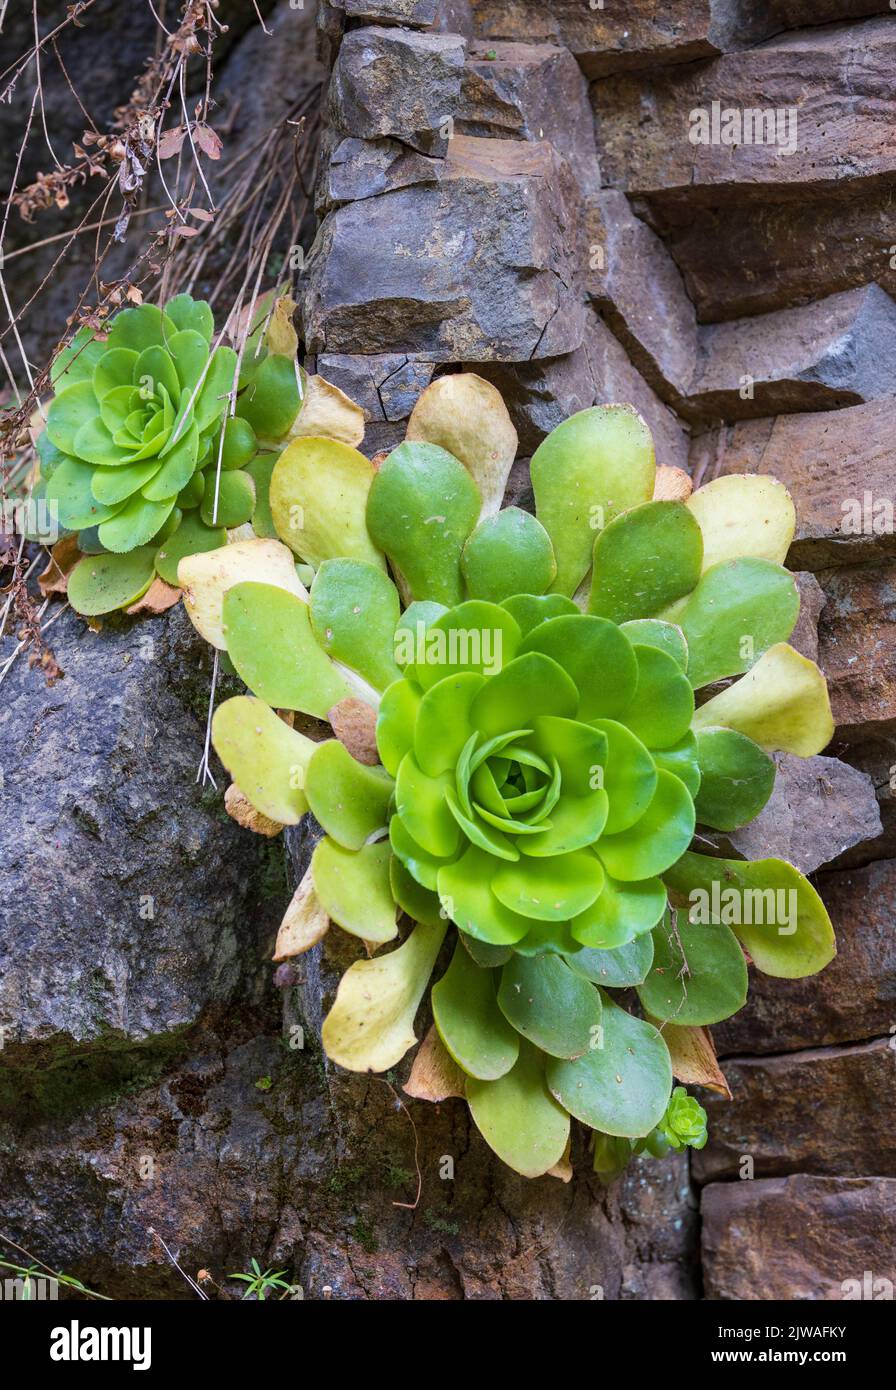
36,290,364,618
184,374,836,1181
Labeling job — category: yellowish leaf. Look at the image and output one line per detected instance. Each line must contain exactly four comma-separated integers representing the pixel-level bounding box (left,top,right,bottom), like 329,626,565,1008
406,373,517,518
179,537,308,649
273,864,329,961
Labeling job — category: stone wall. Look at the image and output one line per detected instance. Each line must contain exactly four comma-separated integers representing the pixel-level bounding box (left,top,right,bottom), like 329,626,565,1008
300,0,896,1299
1,0,894,1300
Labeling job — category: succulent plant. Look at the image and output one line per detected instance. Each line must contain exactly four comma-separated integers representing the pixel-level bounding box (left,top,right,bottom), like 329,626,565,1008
37,292,340,618
185,374,837,1182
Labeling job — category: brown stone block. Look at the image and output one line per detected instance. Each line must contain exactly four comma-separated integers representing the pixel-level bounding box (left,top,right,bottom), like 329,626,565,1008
302,136,584,362
689,400,896,571
693,1038,896,1182
817,561,896,739
593,19,896,210
702,1175,896,1300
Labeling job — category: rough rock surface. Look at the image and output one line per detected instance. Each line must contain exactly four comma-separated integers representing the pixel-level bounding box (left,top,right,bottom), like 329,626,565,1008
0,604,276,1055
593,20,896,211
701,753,882,876
689,399,896,570
302,136,584,361
589,191,697,403
817,562,896,739
694,1038,896,1183
702,1176,896,1300
474,313,691,469
684,285,896,423
662,190,896,324
330,26,466,156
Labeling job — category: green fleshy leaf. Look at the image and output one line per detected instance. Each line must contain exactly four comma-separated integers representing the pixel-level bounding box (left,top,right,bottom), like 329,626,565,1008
312,838,398,943
492,848,604,922
390,854,444,928
393,600,447,677
461,933,513,968
687,474,795,572
467,1039,570,1178
366,441,480,605
433,942,520,1080
90,459,159,505
377,677,422,777
520,615,637,720
637,910,748,1025
596,769,695,881
529,716,608,795
92,347,138,401
693,726,775,831
211,695,314,824
500,592,578,637
165,329,209,396
143,421,200,501
531,405,655,597
621,644,694,750
652,732,701,799
590,718,657,834
470,652,578,739
570,872,667,949
691,643,834,757
239,352,301,439
674,558,799,689
414,672,485,776
135,344,181,407
98,493,177,552
517,790,608,857
245,453,277,538
177,470,205,510
164,293,214,342
219,416,257,471
620,619,688,673
51,326,105,392
46,381,100,455
271,437,384,570
547,996,672,1138
395,754,462,859
106,303,175,353
222,582,352,717
413,601,521,691
67,546,157,616
498,953,602,1060
437,847,530,945
461,507,556,602
512,921,582,956
390,815,450,891
564,934,655,987
154,511,226,586
664,851,836,979
321,920,447,1072
589,500,703,624
200,469,255,528
304,740,393,850
310,558,401,691
190,346,237,436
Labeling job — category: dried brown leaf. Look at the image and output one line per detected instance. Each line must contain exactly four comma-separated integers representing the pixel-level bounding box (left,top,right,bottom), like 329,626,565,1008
224,783,284,837
273,864,329,961
38,536,82,597
659,1021,732,1098
125,577,182,615
193,124,223,161
547,1137,573,1183
328,697,379,765
653,465,693,503
404,1026,466,1102
157,126,187,159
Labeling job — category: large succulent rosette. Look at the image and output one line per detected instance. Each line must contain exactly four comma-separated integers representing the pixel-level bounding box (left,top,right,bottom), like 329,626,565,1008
187,375,836,1180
